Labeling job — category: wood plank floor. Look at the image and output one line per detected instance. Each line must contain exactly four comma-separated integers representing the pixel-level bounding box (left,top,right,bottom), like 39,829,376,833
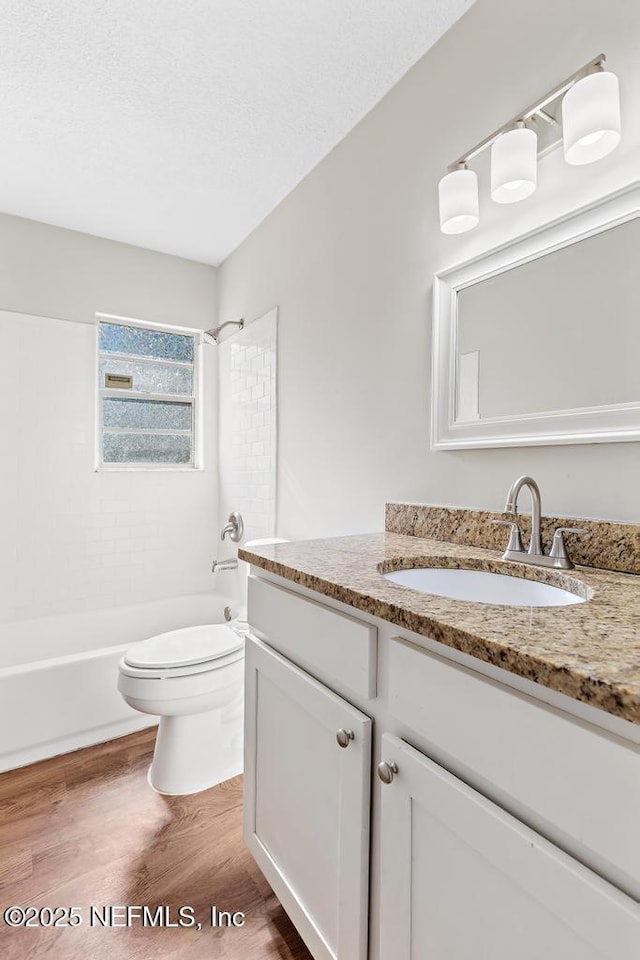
0,729,313,960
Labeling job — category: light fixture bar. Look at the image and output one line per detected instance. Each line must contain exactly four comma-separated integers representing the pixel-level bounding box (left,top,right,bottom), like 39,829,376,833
448,53,606,171
535,109,558,127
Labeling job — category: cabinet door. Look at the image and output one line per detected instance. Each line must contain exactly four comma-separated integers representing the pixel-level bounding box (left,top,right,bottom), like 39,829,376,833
378,734,639,960
244,635,371,960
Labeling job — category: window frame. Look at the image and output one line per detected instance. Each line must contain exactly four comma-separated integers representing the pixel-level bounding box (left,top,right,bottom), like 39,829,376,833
95,313,204,471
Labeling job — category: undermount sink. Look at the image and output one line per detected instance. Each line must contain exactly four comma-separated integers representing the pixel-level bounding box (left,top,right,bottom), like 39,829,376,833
384,567,587,607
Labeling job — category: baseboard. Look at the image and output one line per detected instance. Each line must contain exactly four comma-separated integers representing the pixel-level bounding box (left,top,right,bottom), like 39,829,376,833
0,715,158,774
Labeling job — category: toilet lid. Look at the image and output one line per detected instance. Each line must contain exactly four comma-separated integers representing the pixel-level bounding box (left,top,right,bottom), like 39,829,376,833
124,624,243,670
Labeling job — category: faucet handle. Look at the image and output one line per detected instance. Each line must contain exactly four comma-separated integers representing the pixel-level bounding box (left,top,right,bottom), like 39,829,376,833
491,519,524,554
549,527,589,563
221,511,244,543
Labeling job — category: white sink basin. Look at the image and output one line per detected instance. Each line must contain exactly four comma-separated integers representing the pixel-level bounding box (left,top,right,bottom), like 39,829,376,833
384,567,586,607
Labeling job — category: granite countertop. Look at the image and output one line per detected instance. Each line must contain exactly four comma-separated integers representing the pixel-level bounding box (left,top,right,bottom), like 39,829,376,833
239,532,640,725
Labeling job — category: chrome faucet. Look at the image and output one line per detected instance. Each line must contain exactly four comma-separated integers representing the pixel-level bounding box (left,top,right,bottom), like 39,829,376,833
494,475,588,570
504,475,544,557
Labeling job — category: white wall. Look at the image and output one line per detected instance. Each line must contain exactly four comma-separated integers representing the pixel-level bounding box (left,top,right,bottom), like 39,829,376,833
0,216,219,624
217,0,640,534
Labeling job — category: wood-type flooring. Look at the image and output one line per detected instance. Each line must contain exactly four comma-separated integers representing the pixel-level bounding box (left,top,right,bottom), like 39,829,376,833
0,728,313,960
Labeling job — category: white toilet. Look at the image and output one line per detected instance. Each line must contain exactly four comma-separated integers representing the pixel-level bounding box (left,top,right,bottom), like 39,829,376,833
118,623,245,795
118,536,288,795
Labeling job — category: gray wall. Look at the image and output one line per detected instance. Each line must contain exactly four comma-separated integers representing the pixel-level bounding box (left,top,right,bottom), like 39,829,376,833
217,0,640,533
0,212,217,329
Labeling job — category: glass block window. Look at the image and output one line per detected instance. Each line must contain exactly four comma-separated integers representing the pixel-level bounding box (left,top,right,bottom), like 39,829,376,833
97,318,198,467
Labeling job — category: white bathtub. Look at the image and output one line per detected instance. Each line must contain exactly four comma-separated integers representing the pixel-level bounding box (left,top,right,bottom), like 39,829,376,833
0,592,235,773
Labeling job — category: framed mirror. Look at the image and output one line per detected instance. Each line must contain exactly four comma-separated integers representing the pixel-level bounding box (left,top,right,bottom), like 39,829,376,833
431,182,640,449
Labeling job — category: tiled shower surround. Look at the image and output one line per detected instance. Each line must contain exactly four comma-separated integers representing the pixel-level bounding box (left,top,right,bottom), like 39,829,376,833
0,311,216,623
217,308,278,544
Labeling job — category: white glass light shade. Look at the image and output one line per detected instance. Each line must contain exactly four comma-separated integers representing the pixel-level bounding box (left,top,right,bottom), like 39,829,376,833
562,71,621,165
438,168,479,234
491,127,537,204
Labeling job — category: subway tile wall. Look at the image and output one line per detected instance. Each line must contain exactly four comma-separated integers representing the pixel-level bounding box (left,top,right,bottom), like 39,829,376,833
0,311,217,624
218,308,277,545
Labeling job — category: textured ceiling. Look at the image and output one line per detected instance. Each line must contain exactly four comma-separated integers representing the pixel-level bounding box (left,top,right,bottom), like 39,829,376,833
0,1,474,264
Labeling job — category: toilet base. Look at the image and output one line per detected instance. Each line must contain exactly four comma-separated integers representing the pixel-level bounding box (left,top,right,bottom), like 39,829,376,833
148,705,243,796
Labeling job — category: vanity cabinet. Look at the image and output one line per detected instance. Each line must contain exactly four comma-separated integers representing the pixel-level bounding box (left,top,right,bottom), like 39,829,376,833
244,633,372,960
245,573,640,960
378,733,637,960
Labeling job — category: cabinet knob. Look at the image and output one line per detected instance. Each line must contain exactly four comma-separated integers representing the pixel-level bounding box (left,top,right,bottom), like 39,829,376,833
336,728,355,748
377,760,398,785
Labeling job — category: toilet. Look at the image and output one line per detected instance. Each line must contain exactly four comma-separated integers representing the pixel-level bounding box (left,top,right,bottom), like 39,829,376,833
118,623,245,795
117,536,287,796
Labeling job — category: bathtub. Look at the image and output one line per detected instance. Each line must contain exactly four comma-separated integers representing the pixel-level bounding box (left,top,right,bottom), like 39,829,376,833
0,592,235,773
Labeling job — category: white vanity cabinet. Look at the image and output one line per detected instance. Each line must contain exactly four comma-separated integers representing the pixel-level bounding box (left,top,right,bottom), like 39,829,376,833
243,633,372,960
378,733,638,960
245,572,640,960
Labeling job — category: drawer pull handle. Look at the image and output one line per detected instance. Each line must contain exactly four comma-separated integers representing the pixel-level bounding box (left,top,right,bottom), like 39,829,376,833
377,760,398,784
336,728,355,748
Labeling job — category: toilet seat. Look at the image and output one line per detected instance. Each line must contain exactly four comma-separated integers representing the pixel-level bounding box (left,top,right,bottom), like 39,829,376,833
120,624,244,680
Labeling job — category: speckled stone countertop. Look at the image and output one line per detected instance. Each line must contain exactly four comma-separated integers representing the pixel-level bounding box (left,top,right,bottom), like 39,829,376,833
386,502,640,575
239,533,640,725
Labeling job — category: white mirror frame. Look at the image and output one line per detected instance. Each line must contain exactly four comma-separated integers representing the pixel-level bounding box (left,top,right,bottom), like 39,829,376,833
431,181,640,450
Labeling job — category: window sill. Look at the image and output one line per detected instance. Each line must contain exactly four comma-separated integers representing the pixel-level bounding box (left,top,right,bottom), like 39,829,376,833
94,465,204,473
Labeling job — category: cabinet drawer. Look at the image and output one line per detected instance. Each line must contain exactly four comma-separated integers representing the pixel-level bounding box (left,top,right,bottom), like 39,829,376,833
387,635,640,899
248,575,377,699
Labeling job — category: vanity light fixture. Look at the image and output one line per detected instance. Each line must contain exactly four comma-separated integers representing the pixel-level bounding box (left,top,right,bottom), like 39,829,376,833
438,54,622,234
438,163,479,234
562,62,621,165
490,122,537,204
